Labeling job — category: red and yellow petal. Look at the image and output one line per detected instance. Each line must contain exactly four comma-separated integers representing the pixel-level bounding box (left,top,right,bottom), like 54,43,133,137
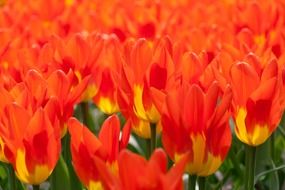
15,149,51,185
235,107,271,146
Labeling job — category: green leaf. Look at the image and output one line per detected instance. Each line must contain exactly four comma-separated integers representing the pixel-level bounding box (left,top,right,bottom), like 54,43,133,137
254,135,282,189
266,160,280,190
255,162,285,189
0,163,7,180
50,155,71,190
62,134,83,190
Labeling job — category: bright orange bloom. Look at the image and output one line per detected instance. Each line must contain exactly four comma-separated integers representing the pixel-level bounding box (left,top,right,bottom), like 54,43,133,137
230,60,284,146
0,87,14,162
175,51,216,89
0,103,60,184
0,70,61,163
91,34,122,114
45,33,99,101
47,69,90,136
68,115,130,190
46,33,121,114
116,149,188,190
97,149,189,190
118,37,174,138
158,82,232,176
69,122,188,190
233,1,284,55
0,69,56,114
1,69,84,137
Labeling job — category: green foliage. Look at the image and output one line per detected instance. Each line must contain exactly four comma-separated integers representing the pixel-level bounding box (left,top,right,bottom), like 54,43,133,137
49,156,71,190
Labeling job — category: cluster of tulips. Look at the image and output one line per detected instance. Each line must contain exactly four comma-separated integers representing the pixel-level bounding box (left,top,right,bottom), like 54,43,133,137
1,0,285,190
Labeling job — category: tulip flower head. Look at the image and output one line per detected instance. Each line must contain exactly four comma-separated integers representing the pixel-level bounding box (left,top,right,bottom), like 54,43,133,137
0,103,61,184
118,37,174,138
160,82,232,176
230,60,284,146
68,115,130,190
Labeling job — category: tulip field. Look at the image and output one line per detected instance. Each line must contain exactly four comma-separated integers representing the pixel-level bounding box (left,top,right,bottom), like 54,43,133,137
2,0,285,190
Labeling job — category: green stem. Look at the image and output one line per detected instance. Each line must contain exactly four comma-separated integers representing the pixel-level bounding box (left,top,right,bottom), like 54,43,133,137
81,102,89,127
7,164,16,190
198,177,206,190
270,132,275,162
80,102,97,134
62,134,69,161
150,123,156,153
33,185,40,190
188,175,197,190
146,138,151,159
245,145,256,190
146,123,157,159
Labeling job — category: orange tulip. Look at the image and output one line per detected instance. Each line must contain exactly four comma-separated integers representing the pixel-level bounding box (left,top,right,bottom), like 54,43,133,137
0,69,54,114
46,33,121,114
2,69,80,137
230,60,284,146
0,103,60,184
158,82,232,176
91,34,122,114
234,1,284,52
174,51,216,89
68,118,188,190
45,33,100,101
0,70,63,168
118,37,174,138
47,69,90,136
68,114,130,190
96,148,188,190
115,149,188,190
